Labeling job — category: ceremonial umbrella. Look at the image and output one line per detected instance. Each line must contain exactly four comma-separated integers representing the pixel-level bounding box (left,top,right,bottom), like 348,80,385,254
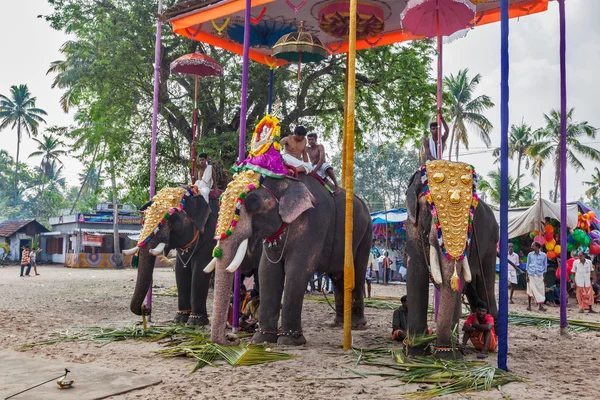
401,0,476,159
171,52,224,182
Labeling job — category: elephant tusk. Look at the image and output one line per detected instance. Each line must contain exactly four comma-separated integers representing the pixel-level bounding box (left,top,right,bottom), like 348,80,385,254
462,257,472,283
226,239,248,273
149,242,166,256
204,257,218,273
429,246,443,285
122,246,139,256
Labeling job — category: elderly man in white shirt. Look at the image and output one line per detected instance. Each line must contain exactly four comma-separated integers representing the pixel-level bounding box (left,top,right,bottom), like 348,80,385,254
572,251,597,313
507,243,520,304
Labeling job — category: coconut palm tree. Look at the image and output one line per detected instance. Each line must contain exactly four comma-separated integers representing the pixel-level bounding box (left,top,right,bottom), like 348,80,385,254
444,69,494,161
478,169,535,208
29,134,67,177
492,121,534,193
583,167,600,200
529,108,600,202
0,84,48,203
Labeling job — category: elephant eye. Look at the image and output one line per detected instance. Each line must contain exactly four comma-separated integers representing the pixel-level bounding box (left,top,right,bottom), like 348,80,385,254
244,192,262,214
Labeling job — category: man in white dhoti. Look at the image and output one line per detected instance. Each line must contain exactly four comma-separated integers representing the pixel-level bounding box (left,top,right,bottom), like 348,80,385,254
194,153,216,203
280,126,313,173
423,111,449,161
526,242,547,312
507,243,520,304
306,133,340,195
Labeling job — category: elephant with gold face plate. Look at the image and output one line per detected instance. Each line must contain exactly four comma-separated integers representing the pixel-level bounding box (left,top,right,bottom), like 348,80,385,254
405,160,499,359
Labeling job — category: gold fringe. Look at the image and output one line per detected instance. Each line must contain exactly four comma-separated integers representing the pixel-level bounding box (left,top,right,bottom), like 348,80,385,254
450,259,459,292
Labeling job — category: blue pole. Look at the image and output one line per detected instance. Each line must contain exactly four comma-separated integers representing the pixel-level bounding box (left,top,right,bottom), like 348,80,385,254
267,68,274,114
558,0,568,335
498,0,509,372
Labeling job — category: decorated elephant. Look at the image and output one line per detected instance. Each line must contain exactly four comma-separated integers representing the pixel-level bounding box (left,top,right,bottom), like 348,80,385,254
205,171,373,346
405,160,498,358
125,186,259,326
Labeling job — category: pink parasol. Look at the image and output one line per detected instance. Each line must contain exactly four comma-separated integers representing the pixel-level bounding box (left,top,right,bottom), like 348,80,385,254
401,0,475,159
171,52,224,182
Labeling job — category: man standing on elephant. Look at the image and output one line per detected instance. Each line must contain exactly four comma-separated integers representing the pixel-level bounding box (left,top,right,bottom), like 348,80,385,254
526,242,548,312
195,153,216,203
461,301,497,359
280,126,313,173
423,110,449,161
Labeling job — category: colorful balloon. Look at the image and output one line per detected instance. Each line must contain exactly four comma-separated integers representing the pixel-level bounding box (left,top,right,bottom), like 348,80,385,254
590,243,600,255
534,235,546,245
545,224,554,233
545,241,555,251
554,244,561,254
545,232,554,241
547,250,557,259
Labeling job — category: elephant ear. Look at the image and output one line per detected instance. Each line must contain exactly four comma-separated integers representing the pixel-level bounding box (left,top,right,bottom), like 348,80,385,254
186,194,212,234
406,171,422,225
279,181,316,224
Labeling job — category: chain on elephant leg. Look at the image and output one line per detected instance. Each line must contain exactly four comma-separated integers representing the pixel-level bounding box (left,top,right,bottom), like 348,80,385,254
277,327,306,346
252,327,279,344
174,310,191,323
186,313,209,326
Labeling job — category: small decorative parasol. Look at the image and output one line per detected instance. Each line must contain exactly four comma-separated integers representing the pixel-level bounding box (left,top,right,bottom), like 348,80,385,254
272,21,329,80
171,52,224,182
317,0,387,40
227,19,297,48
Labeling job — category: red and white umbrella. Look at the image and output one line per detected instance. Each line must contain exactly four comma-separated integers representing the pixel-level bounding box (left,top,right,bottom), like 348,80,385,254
171,52,224,182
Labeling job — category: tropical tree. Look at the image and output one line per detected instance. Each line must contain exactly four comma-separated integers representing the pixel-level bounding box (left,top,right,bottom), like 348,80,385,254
529,108,600,202
478,169,536,208
492,121,534,193
29,134,67,177
583,167,600,200
0,84,48,203
444,69,494,161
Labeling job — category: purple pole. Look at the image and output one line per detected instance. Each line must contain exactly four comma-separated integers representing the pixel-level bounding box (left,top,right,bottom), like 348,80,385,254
498,0,509,371
232,0,252,333
558,0,568,334
145,0,164,318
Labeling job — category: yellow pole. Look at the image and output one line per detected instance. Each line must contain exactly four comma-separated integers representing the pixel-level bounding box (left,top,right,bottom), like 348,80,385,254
341,60,350,188
343,0,358,351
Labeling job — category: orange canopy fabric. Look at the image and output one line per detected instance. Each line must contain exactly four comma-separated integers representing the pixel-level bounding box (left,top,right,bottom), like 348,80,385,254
169,0,549,66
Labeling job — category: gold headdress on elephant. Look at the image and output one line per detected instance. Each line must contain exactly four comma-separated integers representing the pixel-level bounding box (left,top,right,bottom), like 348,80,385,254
420,160,479,291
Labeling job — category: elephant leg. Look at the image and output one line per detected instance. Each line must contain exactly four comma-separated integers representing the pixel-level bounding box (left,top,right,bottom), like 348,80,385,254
351,234,370,329
406,233,430,355
252,256,284,344
331,272,344,326
278,253,318,346
174,258,192,323
187,257,211,327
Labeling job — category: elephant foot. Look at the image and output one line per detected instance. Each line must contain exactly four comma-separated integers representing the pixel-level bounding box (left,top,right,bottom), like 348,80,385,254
186,313,209,326
174,311,190,324
433,346,463,360
251,329,279,344
277,330,306,346
406,345,430,357
352,315,367,330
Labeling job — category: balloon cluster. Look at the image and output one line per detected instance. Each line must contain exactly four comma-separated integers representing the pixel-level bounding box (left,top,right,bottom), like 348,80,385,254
578,211,595,233
529,222,561,258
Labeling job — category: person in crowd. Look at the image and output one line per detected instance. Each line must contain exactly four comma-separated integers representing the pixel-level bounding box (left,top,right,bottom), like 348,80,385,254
526,242,547,312
370,242,381,283
544,279,561,306
507,243,519,304
30,247,40,276
388,246,397,281
423,110,450,161
392,295,408,341
227,284,249,326
306,133,340,195
572,251,597,313
194,153,217,203
382,251,392,285
240,289,260,332
461,301,498,359
20,246,32,277
280,126,313,173
365,251,374,299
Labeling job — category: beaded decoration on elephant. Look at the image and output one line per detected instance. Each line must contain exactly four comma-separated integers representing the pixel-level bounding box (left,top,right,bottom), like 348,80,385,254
137,187,191,248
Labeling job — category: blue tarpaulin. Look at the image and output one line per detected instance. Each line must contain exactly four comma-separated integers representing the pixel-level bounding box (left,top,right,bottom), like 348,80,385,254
371,208,408,225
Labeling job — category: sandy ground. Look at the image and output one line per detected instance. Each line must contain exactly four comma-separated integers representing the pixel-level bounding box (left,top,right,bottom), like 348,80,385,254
0,265,599,399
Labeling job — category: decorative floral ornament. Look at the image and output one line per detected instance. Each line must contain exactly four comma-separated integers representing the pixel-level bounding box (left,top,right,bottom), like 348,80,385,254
212,18,230,36
420,160,479,291
250,115,281,157
137,186,198,249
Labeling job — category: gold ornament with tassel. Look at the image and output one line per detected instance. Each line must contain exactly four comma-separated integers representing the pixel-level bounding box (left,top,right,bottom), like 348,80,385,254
450,259,460,292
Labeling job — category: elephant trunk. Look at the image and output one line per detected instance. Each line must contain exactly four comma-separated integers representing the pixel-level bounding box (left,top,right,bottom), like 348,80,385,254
436,257,465,347
210,239,242,344
130,246,157,315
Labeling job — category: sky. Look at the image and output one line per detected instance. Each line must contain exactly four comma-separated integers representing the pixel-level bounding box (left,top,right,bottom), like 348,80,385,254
0,0,599,203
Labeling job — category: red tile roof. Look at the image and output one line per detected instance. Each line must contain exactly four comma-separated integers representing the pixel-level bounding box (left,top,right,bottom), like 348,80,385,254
0,219,49,237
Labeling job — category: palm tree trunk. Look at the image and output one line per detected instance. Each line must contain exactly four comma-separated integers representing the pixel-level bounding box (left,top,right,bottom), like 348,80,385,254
455,138,460,161
516,153,522,194
70,146,99,213
110,160,123,269
447,124,457,160
13,119,21,205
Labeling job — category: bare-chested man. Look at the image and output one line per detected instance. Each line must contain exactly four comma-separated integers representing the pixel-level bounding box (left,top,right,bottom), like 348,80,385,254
423,110,450,161
194,152,217,203
307,133,340,195
280,126,313,173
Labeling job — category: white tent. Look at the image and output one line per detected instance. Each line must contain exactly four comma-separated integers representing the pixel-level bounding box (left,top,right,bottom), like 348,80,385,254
493,199,579,239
